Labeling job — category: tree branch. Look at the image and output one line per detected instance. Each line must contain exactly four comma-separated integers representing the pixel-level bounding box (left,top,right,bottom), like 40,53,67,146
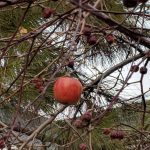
85,51,146,90
18,105,67,150
71,0,150,49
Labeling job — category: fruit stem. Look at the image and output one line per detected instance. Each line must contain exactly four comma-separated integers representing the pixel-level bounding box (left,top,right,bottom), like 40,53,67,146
64,72,71,77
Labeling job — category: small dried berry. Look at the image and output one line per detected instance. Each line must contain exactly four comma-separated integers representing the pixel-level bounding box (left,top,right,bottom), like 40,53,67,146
43,7,54,19
33,78,43,86
81,111,92,122
103,128,111,135
110,130,124,140
106,34,115,44
87,36,97,45
79,143,87,150
32,78,44,92
140,66,147,74
73,119,83,128
37,86,44,93
1,136,8,141
0,140,5,149
117,130,125,140
110,131,117,139
35,84,42,89
83,27,92,36
13,122,21,132
130,65,139,72
67,60,74,68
